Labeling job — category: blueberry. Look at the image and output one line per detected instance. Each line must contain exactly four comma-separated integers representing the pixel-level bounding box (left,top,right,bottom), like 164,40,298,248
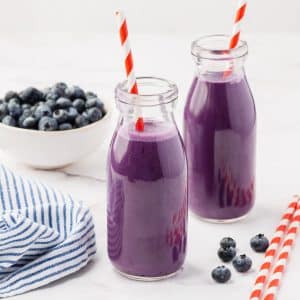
22,116,37,129
59,123,72,130
218,246,236,262
45,99,57,111
20,87,44,104
53,109,68,124
65,86,86,100
75,115,89,128
232,254,252,273
45,90,60,101
66,107,78,122
4,91,21,102
250,234,269,253
86,107,102,122
8,97,21,105
22,103,31,111
0,103,8,120
56,97,72,109
85,97,104,110
73,98,85,113
8,102,22,119
220,237,236,249
85,91,97,99
2,115,16,127
211,266,231,283
51,83,67,98
34,104,52,120
18,109,32,127
38,116,58,131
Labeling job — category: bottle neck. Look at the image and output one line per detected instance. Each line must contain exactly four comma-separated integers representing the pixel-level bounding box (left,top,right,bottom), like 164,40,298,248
194,59,246,82
117,101,176,125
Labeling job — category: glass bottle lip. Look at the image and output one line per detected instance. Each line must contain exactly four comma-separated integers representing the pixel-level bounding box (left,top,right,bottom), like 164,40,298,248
191,34,248,61
115,76,178,107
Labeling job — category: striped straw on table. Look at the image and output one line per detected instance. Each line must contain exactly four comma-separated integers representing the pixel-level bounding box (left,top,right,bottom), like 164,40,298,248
249,195,299,300
263,198,300,300
0,165,96,298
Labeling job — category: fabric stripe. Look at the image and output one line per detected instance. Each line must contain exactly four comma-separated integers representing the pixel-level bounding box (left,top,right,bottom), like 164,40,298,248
0,165,96,298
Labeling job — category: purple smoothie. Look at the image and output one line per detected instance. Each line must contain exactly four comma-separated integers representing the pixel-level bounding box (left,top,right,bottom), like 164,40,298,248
184,73,256,220
107,121,187,278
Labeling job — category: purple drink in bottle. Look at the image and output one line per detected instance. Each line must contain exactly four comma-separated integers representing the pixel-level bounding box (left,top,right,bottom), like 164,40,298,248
107,77,187,280
184,35,256,222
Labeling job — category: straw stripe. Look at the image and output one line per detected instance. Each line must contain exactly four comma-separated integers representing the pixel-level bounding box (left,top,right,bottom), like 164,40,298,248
115,10,144,131
229,0,247,49
249,196,298,300
263,200,300,300
0,165,96,298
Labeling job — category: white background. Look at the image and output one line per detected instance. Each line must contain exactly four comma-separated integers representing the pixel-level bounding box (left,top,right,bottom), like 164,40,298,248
0,0,299,34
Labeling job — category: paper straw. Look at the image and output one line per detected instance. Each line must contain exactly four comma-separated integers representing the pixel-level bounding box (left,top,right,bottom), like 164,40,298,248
115,10,144,131
224,0,248,77
263,198,300,300
229,0,247,49
249,196,299,300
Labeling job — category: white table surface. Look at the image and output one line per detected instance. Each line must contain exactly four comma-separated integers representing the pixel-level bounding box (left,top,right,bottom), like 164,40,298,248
1,32,300,300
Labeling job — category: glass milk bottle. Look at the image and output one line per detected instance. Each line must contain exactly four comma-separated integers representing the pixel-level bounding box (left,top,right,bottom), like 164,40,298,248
184,35,256,222
107,77,188,280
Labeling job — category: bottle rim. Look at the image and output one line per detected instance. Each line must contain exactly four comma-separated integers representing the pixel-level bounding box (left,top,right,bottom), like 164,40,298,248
191,34,248,61
115,76,178,107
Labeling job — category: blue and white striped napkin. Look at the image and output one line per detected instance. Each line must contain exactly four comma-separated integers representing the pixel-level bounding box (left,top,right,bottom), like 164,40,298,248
0,165,96,298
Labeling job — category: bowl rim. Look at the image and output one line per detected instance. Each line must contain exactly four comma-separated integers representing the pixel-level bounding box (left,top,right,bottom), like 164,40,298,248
0,99,113,135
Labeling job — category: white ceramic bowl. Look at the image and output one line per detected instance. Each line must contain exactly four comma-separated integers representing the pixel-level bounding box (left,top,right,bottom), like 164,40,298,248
0,100,112,169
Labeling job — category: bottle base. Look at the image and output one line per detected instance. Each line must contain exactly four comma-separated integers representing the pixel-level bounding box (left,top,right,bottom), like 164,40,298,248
115,267,182,282
191,210,251,224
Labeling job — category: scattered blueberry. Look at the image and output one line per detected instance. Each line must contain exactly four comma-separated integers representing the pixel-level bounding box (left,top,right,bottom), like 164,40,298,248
8,102,22,119
53,109,68,124
218,246,237,262
45,99,57,111
20,87,44,104
38,116,58,131
232,254,252,273
34,104,52,120
22,116,37,129
75,115,89,128
4,91,21,102
250,234,269,253
56,97,72,109
2,115,16,127
73,98,85,113
86,107,102,122
211,266,231,283
59,123,72,130
220,237,236,249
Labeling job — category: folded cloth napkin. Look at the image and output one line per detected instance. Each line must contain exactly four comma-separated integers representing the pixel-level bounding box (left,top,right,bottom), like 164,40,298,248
0,165,96,298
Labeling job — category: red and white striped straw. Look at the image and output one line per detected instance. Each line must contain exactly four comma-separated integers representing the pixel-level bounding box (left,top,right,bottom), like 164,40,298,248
249,196,299,300
229,0,247,49
263,198,300,300
115,10,144,131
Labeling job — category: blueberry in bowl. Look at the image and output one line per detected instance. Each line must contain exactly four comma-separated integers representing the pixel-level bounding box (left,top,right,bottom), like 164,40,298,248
0,83,111,169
